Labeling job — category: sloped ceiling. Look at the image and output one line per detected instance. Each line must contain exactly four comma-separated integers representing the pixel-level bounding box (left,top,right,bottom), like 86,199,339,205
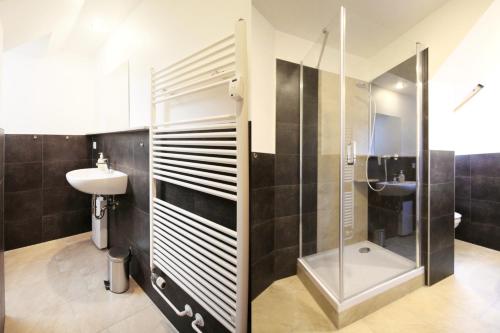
253,0,450,58
0,0,141,54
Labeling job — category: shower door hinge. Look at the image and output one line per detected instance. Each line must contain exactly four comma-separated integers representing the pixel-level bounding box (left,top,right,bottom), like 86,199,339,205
347,141,357,165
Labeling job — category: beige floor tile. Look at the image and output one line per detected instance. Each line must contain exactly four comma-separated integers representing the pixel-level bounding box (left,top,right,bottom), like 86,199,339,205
4,232,170,333
104,305,177,333
252,240,500,332
5,302,81,333
69,279,153,333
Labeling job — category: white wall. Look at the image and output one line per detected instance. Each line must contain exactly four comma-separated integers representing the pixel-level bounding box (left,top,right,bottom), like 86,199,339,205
0,19,3,129
93,61,129,132
249,7,276,154
365,0,494,151
1,0,249,135
1,37,95,134
96,0,249,130
430,0,500,155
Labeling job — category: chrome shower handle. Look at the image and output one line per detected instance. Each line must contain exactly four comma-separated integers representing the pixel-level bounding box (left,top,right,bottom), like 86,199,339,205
347,141,357,165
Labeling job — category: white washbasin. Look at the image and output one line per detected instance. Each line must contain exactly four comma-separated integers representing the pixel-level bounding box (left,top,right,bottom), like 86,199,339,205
66,168,128,195
376,181,416,196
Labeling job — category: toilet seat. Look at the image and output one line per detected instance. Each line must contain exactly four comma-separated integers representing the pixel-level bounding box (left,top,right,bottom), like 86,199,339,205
454,212,462,228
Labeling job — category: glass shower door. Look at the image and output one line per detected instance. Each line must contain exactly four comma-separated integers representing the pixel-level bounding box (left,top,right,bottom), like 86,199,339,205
298,4,423,302
340,6,421,300
299,7,342,299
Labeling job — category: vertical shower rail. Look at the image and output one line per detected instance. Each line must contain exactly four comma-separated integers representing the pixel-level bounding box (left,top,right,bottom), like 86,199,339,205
148,20,248,333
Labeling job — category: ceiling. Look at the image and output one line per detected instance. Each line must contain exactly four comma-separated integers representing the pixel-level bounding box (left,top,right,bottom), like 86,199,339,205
374,56,417,96
253,0,450,58
0,0,141,55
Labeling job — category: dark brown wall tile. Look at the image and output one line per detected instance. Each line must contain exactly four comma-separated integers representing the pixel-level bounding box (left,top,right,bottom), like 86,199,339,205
276,123,299,155
302,155,318,185
4,190,42,222
302,183,317,214
251,254,274,300
274,215,299,249
274,245,299,280
5,162,42,192
470,199,500,226
302,66,319,127
100,133,134,169
302,212,317,243
275,154,299,186
252,187,275,223
5,135,42,163
428,245,454,285
43,160,91,189
455,155,470,177
251,153,274,189
131,206,150,256
430,150,455,184
429,183,454,218
43,135,90,161
471,176,500,202
5,218,42,249
455,153,500,253
455,176,471,200
276,59,299,125
42,209,91,242
455,197,470,223
43,187,90,216
471,223,500,250
130,170,149,213
4,134,94,250
274,185,299,218
302,125,318,156
429,214,454,252
132,132,149,171
470,153,500,177
193,191,237,231
251,221,274,264
0,129,4,325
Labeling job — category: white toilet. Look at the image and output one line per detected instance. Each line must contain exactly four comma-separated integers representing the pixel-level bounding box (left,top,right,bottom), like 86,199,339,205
454,212,462,229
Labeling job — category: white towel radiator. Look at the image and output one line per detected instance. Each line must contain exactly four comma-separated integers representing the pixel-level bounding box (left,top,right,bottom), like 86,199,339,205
149,20,248,333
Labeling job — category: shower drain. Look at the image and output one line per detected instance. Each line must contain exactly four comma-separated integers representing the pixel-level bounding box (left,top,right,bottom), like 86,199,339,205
359,247,371,253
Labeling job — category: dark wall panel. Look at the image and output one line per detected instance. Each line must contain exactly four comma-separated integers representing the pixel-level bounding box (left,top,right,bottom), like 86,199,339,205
4,135,91,250
455,153,500,251
0,129,5,332
250,59,318,300
423,150,455,285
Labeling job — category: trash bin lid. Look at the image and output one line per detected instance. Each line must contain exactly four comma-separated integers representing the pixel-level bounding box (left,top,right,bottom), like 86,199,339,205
108,247,130,263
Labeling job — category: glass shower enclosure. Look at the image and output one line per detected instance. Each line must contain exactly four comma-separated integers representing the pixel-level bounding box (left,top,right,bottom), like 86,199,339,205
297,5,425,316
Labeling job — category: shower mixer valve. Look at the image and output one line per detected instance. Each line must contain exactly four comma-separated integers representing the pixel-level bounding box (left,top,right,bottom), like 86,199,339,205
347,141,357,165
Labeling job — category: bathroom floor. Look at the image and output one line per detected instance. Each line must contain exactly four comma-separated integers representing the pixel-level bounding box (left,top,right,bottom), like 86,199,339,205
253,239,500,332
4,232,176,333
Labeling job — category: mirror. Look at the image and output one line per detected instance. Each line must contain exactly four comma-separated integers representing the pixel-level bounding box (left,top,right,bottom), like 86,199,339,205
373,114,402,156
372,56,417,157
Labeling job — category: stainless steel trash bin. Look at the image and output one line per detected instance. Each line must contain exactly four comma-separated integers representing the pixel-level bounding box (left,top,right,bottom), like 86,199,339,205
373,228,385,247
106,247,130,293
